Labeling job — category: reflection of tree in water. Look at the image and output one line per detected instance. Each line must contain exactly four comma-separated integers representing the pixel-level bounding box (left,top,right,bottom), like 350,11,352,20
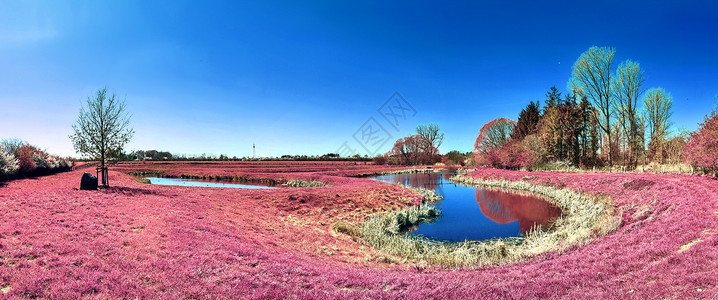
475,190,516,224
384,173,451,191
475,189,562,233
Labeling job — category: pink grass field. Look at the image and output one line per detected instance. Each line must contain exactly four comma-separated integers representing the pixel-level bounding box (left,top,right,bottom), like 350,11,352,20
1,162,717,298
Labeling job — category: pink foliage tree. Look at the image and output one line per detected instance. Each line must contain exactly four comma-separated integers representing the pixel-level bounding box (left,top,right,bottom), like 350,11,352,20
683,109,718,173
495,137,542,170
498,141,524,169
385,135,439,165
474,118,516,167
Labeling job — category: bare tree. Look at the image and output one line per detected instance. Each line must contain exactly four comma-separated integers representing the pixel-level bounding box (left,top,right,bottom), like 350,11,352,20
416,123,444,150
570,46,616,168
665,132,687,165
643,88,673,142
612,60,645,167
70,87,134,186
643,88,673,163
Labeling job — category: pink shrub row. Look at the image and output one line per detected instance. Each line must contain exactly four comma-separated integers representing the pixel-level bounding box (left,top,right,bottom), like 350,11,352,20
0,143,73,179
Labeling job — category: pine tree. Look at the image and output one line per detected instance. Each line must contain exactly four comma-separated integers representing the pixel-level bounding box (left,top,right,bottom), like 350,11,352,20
539,87,562,161
511,101,541,140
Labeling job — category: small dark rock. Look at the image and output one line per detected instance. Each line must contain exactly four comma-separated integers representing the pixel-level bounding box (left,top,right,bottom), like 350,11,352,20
80,172,98,190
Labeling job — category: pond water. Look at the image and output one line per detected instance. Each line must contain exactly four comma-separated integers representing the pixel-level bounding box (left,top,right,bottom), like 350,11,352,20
144,177,278,189
371,173,562,242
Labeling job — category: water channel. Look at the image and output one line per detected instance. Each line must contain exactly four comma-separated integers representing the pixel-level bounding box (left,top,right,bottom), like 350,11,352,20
144,177,278,189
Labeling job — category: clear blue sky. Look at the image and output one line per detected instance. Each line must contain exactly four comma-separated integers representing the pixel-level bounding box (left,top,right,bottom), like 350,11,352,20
1,1,717,158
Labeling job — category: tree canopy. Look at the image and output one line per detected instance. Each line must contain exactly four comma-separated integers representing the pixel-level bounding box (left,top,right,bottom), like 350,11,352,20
416,123,444,151
570,46,616,167
474,117,516,163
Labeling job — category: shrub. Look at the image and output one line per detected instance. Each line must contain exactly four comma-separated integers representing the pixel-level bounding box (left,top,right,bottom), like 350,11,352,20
518,134,544,169
497,134,547,170
46,155,60,169
372,155,387,165
16,145,38,174
58,156,74,170
0,138,26,156
32,150,49,170
0,147,20,178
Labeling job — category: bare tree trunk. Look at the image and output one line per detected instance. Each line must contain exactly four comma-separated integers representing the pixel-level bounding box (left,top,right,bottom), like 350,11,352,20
100,155,107,186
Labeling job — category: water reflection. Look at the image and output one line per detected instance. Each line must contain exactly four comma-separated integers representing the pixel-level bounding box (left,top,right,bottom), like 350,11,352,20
371,172,562,242
373,172,454,190
475,189,562,233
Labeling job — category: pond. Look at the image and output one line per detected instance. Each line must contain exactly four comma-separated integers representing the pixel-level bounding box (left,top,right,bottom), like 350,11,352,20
371,172,562,242
144,177,278,189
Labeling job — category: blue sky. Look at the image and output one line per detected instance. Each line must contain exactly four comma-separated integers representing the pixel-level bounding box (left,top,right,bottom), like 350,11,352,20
1,1,717,158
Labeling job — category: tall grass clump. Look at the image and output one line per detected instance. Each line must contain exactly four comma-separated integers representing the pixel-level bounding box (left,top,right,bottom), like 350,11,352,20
400,185,444,203
359,174,620,267
283,179,327,187
360,204,439,246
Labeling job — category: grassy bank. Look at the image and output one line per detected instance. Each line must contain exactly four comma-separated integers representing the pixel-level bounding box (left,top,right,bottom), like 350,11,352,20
400,185,444,203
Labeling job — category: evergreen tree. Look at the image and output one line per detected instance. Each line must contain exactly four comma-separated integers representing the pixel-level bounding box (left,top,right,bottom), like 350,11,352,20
559,93,583,165
546,86,562,106
511,101,541,140
539,87,562,160
578,97,594,164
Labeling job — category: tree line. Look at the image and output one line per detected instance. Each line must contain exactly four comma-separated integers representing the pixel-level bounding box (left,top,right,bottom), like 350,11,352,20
474,46,717,174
